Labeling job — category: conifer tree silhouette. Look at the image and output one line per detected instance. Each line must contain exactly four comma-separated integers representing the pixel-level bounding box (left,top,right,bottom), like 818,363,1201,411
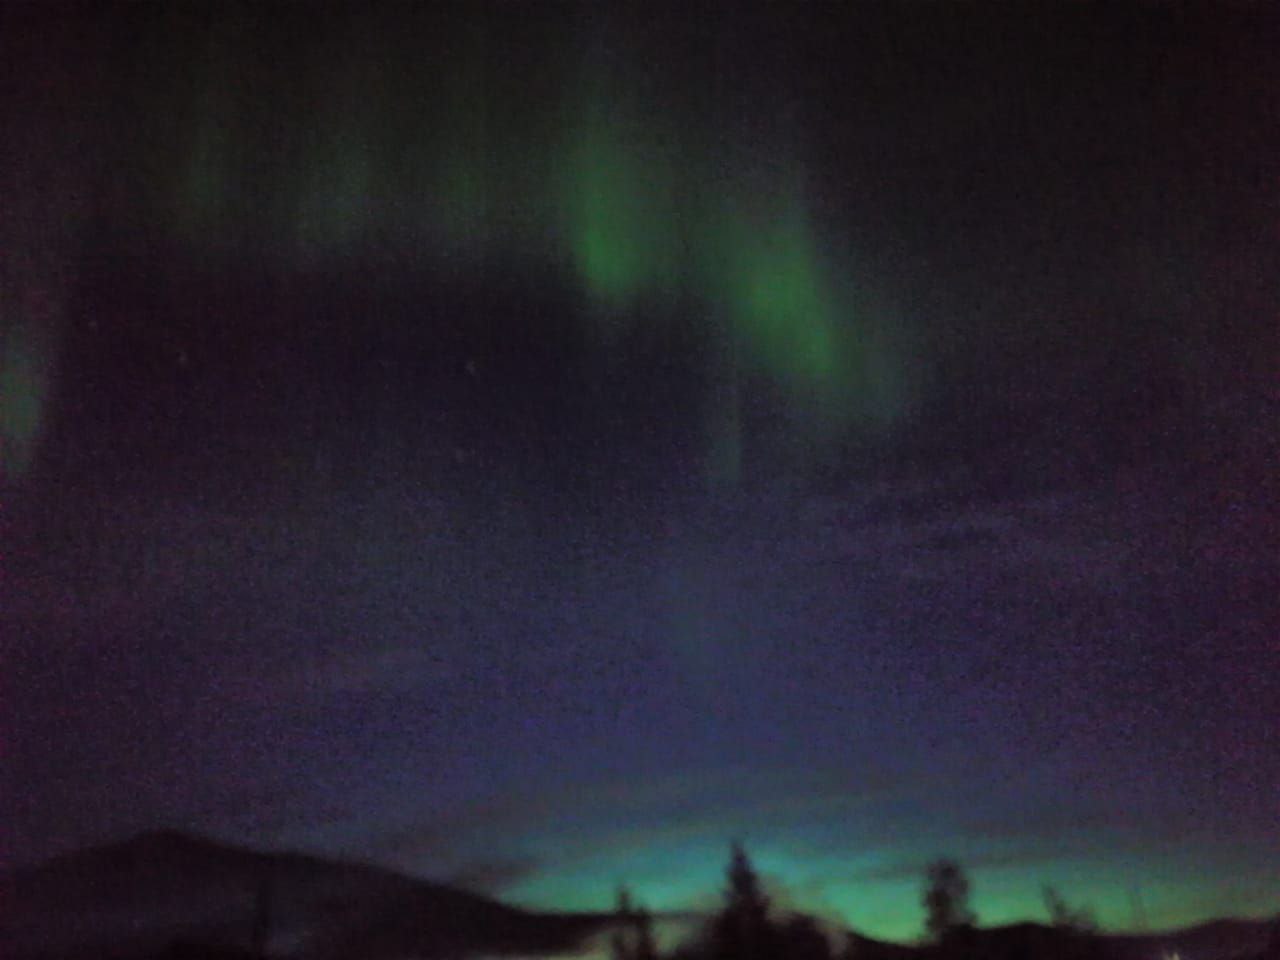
711,842,776,960
922,859,975,946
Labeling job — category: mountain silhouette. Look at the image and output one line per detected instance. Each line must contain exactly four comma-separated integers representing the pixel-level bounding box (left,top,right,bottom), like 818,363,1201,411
5,830,612,960
6,832,1273,960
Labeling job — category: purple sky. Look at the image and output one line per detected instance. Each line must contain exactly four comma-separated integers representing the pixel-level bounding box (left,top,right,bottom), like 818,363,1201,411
3,1,1278,942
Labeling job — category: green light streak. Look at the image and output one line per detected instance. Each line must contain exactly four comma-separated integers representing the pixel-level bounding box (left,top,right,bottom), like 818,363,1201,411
294,128,375,260
560,114,680,318
180,113,232,238
724,204,845,389
0,315,54,480
427,22,492,255
434,141,488,252
149,13,907,484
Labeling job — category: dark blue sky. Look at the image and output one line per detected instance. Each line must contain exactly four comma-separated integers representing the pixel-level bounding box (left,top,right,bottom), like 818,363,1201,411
3,1,1277,941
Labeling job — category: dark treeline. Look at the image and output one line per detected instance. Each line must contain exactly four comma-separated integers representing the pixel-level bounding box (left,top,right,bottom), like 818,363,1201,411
609,844,1280,960
17,834,1279,960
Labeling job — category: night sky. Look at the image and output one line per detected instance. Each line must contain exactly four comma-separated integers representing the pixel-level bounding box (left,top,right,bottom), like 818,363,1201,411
3,1,1278,942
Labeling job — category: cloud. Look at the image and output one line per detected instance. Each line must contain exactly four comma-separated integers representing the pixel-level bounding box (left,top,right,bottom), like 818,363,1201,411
797,475,1143,601
367,762,918,898
371,766,756,863
446,855,544,895
961,807,1142,845
851,845,1074,885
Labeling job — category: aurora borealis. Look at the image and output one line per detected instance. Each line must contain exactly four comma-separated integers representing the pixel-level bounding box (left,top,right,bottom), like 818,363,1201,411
4,1,1278,946
3,2,894,487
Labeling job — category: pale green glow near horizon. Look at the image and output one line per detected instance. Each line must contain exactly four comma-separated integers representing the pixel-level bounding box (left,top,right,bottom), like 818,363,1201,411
503,840,1273,945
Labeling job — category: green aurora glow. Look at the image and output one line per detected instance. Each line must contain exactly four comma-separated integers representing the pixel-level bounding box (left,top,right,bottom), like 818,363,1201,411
5,8,1275,943
159,24,883,484
501,830,1251,943
3,9,901,485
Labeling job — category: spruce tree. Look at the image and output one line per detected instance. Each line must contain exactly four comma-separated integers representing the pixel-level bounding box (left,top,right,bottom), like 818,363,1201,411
712,842,775,960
